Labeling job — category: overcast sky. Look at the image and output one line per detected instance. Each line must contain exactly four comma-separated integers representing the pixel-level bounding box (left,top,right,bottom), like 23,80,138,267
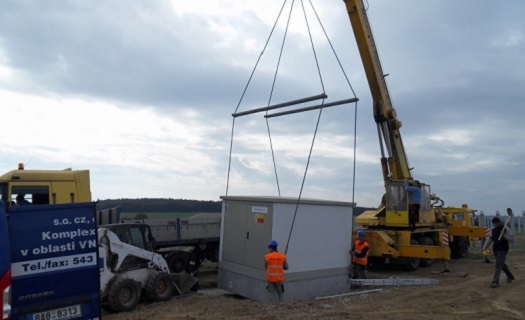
0,1,523,216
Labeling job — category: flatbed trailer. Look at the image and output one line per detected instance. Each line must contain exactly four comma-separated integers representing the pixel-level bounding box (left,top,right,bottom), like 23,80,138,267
120,212,221,273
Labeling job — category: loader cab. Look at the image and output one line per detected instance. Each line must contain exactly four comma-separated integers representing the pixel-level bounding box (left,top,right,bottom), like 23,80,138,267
101,224,156,252
100,224,157,272
0,166,91,209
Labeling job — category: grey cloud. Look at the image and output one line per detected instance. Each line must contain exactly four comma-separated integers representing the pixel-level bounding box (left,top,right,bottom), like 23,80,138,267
0,0,523,214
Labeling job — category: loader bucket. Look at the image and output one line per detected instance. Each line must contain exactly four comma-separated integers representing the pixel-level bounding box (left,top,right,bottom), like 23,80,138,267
171,273,199,294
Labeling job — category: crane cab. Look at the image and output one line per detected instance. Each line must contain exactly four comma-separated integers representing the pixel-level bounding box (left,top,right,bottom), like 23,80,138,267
385,180,435,227
356,180,436,228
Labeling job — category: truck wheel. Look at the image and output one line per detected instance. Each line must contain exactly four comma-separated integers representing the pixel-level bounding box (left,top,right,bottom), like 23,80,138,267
450,237,469,259
450,243,460,259
401,239,420,271
108,278,141,312
418,237,434,267
458,237,469,258
166,251,189,273
146,272,175,302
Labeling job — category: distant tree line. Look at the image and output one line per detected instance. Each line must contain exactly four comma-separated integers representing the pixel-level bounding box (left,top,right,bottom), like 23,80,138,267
96,198,222,213
353,206,375,216
96,198,374,216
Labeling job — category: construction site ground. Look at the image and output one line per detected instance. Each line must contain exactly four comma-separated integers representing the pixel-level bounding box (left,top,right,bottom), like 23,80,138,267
102,250,525,320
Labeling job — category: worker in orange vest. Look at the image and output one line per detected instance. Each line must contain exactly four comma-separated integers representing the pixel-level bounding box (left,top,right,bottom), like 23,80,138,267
264,240,289,302
349,231,369,279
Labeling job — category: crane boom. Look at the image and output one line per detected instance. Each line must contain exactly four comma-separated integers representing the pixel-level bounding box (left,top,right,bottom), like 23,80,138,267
344,0,412,184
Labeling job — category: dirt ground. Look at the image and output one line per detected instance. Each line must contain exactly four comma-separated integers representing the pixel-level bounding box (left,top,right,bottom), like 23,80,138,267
102,250,525,320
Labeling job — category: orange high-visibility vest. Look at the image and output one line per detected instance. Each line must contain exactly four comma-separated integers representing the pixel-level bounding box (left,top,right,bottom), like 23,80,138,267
265,251,286,282
353,240,369,266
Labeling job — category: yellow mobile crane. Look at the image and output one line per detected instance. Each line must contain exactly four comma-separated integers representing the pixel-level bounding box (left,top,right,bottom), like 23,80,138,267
344,0,486,269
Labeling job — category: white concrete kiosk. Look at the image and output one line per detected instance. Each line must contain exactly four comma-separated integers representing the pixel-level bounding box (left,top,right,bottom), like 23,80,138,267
218,196,354,302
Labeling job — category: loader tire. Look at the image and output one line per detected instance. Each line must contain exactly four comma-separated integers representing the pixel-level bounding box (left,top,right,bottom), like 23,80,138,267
418,237,435,268
166,251,189,273
108,278,141,312
146,272,174,302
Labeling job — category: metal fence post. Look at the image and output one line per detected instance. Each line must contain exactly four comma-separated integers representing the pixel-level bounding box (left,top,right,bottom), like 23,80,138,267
479,213,487,253
511,211,516,249
517,212,522,234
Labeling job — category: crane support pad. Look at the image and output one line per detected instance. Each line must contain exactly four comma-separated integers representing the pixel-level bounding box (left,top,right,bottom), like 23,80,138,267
350,278,439,286
431,271,468,278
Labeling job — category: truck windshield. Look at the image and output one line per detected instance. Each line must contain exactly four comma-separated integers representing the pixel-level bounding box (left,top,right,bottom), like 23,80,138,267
11,186,49,206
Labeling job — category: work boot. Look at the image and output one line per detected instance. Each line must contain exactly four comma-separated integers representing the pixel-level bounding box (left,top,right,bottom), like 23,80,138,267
490,282,499,288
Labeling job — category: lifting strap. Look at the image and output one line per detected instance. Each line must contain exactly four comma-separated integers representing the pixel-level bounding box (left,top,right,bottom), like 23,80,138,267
225,1,360,256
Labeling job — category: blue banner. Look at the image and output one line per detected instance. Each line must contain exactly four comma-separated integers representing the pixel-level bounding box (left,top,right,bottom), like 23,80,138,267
0,202,11,320
9,203,100,320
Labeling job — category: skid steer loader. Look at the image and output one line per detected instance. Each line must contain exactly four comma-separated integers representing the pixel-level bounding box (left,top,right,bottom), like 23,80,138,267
98,223,198,312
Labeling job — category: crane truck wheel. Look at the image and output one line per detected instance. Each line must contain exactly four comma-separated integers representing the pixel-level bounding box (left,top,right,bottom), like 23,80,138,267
458,237,469,258
145,272,175,302
166,251,190,273
418,237,435,267
108,278,141,312
450,237,469,259
400,239,421,271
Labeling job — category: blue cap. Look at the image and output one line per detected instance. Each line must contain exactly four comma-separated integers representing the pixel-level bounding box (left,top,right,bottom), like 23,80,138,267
268,240,278,248
357,231,366,238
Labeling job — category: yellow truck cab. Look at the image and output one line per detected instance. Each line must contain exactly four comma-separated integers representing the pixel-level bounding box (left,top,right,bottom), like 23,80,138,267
0,163,91,206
